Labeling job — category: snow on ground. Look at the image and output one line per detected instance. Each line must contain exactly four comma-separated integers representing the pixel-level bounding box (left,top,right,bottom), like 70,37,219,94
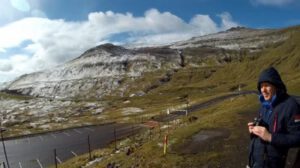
121,107,144,115
0,96,107,135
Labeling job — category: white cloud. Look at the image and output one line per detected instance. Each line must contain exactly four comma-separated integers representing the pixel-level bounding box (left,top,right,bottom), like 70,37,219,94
10,0,31,12
0,54,31,82
218,12,239,30
0,9,240,82
0,48,6,53
190,15,218,34
31,9,47,18
0,0,44,26
0,61,12,72
251,0,294,6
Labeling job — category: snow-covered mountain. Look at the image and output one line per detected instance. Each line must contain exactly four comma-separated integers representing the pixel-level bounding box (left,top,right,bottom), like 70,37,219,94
2,27,288,99
4,44,182,98
170,27,287,50
0,81,10,90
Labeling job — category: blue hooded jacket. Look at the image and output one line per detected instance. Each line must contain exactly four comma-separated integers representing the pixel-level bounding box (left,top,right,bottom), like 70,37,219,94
249,67,300,168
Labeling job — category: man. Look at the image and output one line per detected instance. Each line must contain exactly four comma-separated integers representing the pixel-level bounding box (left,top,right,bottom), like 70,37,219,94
248,67,300,168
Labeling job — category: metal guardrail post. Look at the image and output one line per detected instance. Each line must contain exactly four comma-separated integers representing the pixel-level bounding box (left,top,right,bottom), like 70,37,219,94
0,128,9,168
114,127,117,150
88,135,92,161
54,149,58,168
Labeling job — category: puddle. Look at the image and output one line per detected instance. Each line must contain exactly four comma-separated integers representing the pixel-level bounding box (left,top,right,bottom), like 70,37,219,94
176,128,230,154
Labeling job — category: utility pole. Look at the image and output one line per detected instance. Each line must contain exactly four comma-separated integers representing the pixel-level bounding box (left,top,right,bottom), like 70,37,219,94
0,127,9,168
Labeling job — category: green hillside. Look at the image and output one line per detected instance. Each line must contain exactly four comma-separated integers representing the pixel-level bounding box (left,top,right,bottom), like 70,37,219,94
58,26,300,167
100,25,300,123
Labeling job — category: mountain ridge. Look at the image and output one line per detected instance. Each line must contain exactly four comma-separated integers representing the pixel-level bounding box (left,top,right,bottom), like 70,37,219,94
1,26,294,99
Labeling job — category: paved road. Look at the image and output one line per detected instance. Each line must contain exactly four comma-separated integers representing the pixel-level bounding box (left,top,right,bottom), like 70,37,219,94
0,123,141,168
0,93,298,168
153,92,300,122
153,91,257,122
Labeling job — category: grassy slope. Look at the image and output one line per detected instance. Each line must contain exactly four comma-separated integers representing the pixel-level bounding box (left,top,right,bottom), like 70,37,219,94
103,26,300,124
0,25,298,168
58,94,259,168
0,91,33,100
57,26,300,167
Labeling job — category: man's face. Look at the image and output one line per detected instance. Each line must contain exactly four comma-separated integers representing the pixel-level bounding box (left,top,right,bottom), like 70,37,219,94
260,82,276,101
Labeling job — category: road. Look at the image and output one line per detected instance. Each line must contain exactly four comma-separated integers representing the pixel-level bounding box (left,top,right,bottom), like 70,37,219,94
153,91,258,122
153,92,300,122
0,123,141,168
0,93,298,168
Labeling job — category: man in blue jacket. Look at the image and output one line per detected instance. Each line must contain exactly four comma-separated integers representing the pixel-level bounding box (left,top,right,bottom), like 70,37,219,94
248,67,300,168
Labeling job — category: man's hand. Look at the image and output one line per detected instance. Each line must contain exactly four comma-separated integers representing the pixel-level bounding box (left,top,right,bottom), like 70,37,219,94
248,122,254,133
251,126,272,142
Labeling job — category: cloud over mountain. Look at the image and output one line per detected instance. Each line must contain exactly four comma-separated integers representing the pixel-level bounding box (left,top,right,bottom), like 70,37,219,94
0,9,239,82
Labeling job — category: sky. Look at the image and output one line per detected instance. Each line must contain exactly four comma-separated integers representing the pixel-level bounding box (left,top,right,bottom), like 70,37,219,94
0,0,300,83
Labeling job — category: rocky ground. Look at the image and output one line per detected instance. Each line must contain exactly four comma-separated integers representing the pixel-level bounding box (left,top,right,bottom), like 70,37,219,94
0,96,108,137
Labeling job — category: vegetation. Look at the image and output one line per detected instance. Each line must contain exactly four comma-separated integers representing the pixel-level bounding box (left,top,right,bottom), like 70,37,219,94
0,91,33,100
2,25,300,167
57,26,300,167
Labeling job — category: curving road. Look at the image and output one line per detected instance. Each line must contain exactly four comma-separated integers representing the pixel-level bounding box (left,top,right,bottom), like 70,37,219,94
0,123,141,168
153,92,300,122
153,91,258,122
0,92,298,168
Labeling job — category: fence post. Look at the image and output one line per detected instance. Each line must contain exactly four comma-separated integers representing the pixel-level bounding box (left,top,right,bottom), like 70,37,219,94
1,162,6,168
0,128,10,168
54,149,58,168
131,125,134,137
167,121,170,134
158,122,161,138
114,127,117,150
163,134,168,155
88,135,92,160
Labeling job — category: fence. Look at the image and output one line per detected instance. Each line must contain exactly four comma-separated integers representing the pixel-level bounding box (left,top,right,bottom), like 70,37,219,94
0,108,195,168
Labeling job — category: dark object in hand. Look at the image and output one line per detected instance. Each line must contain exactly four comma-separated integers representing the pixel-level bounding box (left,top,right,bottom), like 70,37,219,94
251,117,269,139
253,117,262,126
253,117,268,128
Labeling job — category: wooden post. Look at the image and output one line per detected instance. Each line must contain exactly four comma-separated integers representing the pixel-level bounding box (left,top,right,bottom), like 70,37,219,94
163,135,168,155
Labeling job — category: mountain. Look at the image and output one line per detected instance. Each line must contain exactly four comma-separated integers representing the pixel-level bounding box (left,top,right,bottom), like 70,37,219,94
3,44,182,99
170,27,286,50
1,26,296,99
1,25,300,167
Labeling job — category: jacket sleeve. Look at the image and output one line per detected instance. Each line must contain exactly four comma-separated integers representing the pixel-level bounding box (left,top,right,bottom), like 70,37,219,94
271,100,300,147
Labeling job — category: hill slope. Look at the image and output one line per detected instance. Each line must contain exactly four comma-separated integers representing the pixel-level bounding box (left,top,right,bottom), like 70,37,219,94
3,26,294,100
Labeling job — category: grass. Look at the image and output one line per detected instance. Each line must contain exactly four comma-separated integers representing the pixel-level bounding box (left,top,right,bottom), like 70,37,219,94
0,91,33,100
57,25,300,167
58,94,260,168
2,25,300,166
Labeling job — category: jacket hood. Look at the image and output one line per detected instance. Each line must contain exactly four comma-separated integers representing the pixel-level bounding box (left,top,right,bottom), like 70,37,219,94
257,67,287,94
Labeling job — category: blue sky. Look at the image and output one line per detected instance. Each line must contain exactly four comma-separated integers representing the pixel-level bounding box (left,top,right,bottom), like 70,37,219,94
0,0,299,82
